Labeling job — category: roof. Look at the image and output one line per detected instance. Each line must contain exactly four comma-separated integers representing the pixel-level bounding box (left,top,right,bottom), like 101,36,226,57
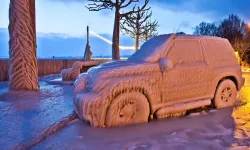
128,34,229,63
175,34,226,40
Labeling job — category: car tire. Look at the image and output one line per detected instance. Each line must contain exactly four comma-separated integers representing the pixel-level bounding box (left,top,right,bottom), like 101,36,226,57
213,79,237,108
105,91,150,127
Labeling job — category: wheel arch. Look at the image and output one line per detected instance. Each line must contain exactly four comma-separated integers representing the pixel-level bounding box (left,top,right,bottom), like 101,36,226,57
217,76,238,90
212,77,238,108
103,84,159,124
108,86,155,112
211,75,238,100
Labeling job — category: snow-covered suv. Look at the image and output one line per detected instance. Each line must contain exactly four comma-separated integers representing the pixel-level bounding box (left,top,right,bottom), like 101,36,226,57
73,34,245,127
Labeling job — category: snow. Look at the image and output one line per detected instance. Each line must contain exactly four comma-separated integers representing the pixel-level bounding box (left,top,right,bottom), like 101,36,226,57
40,74,75,85
73,73,88,95
61,60,106,81
73,34,243,127
73,60,162,126
0,76,74,149
34,106,248,150
44,78,75,85
0,73,250,149
8,0,39,91
159,58,173,72
0,58,111,82
128,34,174,62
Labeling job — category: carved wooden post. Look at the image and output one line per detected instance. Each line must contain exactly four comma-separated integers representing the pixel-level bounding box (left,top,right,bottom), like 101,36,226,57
8,0,39,90
84,26,93,61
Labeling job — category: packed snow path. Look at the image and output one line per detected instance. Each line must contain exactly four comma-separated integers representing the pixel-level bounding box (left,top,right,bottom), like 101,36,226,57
0,73,250,149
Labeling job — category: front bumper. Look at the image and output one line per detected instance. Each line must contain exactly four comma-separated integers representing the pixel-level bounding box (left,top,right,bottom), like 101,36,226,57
73,91,106,127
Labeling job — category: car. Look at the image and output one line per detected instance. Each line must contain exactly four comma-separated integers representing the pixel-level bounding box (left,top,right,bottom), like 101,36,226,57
73,34,245,127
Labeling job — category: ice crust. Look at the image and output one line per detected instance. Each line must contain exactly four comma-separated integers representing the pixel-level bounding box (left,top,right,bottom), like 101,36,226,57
8,0,39,90
73,34,243,127
61,60,105,81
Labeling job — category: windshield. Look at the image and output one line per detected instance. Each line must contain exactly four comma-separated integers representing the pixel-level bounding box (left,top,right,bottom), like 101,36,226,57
128,34,172,62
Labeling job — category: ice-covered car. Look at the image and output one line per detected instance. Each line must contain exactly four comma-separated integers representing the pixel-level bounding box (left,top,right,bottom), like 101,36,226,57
73,34,245,127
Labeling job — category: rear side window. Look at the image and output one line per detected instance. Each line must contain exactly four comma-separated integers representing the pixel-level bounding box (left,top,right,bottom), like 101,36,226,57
202,39,237,67
167,39,203,65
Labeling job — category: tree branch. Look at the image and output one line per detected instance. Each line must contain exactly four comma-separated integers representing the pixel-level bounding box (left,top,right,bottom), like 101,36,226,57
120,0,138,8
139,10,151,25
120,0,149,17
86,0,115,11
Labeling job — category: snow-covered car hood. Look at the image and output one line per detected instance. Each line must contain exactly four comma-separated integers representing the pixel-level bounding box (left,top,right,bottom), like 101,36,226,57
85,60,159,91
128,34,175,63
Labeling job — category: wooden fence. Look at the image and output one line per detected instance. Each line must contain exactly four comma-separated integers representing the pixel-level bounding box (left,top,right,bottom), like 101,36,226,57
0,58,110,82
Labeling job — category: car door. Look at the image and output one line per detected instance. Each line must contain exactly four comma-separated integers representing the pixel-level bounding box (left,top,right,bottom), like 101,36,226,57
161,38,213,103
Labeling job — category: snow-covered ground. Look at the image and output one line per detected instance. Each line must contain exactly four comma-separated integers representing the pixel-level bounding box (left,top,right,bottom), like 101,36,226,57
0,75,74,149
34,108,237,150
35,92,250,150
1,73,250,149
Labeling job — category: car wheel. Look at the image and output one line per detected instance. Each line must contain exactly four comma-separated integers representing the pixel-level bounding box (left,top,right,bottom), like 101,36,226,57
105,91,150,127
213,79,237,108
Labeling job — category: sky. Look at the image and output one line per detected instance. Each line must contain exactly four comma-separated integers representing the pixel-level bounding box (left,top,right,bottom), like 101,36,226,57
0,0,249,58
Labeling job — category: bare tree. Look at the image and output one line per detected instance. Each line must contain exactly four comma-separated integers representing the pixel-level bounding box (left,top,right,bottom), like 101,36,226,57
120,5,151,51
193,22,218,36
141,18,159,42
218,14,248,46
218,14,250,65
194,14,250,65
8,0,39,90
235,41,250,65
247,26,250,42
86,0,148,60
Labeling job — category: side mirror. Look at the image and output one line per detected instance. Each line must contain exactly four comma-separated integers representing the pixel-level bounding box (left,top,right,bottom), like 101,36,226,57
158,58,173,72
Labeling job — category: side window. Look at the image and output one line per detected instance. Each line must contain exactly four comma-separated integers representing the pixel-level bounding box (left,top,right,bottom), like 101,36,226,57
202,39,237,67
167,39,203,65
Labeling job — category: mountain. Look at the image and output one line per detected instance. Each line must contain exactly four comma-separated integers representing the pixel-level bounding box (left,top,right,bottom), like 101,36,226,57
0,28,135,58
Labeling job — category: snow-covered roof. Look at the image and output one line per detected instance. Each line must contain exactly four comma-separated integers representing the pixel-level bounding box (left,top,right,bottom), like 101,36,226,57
128,34,226,63
128,34,175,62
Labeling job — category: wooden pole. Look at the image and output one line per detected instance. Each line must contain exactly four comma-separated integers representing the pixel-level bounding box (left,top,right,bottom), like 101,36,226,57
84,26,92,61
87,26,89,44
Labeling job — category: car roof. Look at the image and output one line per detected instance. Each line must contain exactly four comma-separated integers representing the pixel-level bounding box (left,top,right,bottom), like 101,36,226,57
129,34,229,63
170,33,226,40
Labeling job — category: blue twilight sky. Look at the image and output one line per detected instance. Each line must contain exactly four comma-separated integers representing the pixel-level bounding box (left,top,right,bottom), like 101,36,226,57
0,0,249,58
